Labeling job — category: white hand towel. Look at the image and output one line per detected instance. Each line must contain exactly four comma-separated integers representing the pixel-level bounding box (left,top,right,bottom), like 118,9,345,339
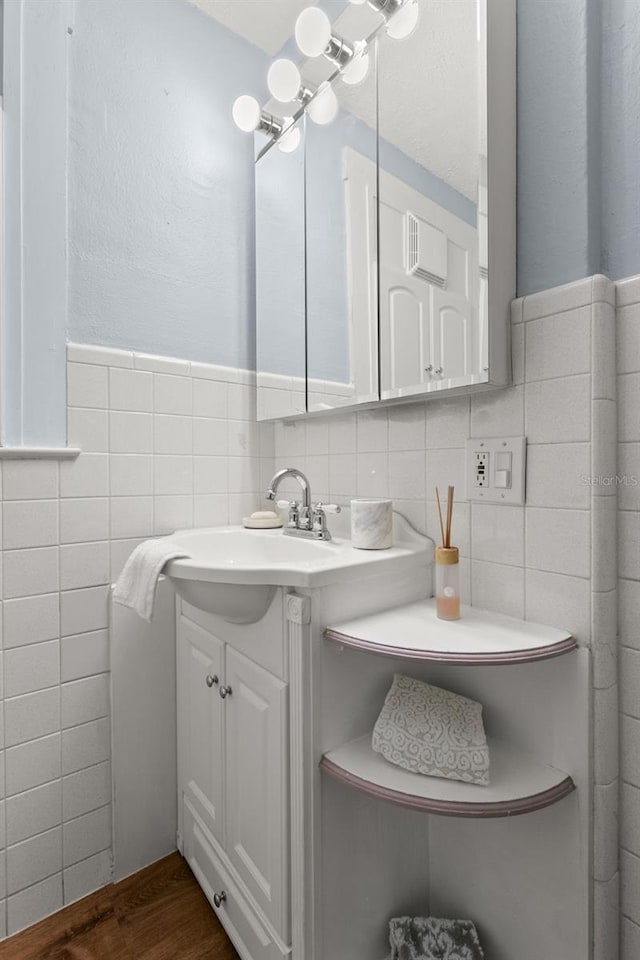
113,538,189,622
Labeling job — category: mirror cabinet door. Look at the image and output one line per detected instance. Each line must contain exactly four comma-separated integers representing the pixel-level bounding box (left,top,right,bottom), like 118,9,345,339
377,0,488,399
305,34,379,413
254,0,512,421
256,116,307,421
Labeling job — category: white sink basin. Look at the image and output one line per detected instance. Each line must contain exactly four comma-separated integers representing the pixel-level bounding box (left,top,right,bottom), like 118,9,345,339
165,512,431,623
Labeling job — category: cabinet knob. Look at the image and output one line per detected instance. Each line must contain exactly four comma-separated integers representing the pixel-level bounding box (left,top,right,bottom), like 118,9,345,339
213,891,227,908
206,674,219,688
424,365,433,373
219,685,233,699
434,366,443,375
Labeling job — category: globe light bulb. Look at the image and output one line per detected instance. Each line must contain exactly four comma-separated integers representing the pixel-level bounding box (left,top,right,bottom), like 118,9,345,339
307,83,339,125
387,0,420,40
295,7,332,58
232,95,261,132
267,59,302,102
278,124,302,153
341,43,370,85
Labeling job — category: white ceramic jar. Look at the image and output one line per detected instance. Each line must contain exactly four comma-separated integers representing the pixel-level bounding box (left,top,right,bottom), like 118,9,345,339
350,499,393,550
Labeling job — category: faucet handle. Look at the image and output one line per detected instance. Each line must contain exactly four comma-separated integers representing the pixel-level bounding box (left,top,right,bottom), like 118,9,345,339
311,502,341,540
276,499,300,527
321,503,342,515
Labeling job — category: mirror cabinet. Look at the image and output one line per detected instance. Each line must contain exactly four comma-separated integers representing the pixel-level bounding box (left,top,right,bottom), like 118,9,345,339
255,0,515,421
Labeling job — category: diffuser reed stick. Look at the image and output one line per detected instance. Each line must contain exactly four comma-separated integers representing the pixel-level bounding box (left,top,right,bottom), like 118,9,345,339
435,487,446,546
435,485,455,547
435,485,460,620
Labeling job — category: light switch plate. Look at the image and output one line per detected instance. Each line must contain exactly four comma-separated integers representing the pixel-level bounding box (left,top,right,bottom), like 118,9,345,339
465,437,526,505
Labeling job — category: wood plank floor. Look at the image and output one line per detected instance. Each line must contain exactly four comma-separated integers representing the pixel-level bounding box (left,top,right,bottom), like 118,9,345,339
0,852,240,960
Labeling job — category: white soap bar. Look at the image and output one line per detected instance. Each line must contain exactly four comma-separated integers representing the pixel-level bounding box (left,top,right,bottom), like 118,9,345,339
243,510,283,529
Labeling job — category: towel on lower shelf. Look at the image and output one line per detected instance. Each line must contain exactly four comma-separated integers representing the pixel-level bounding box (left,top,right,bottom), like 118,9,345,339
387,916,485,960
113,538,189,622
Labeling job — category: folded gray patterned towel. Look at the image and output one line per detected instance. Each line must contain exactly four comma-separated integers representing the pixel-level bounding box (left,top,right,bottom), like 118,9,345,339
387,916,485,960
372,675,490,785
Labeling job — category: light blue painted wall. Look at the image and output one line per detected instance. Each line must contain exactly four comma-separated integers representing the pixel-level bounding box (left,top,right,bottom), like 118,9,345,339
2,0,69,446
601,0,640,281
516,0,640,292
67,0,269,369
5,0,640,444
516,0,598,295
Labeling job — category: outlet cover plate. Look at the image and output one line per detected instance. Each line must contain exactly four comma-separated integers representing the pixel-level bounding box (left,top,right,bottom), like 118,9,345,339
465,437,526,505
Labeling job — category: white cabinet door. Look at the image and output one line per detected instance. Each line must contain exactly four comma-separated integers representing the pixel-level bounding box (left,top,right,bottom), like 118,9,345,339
379,198,433,397
378,166,479,397
178,615,225,845
224,647,289,941
431,285,473,380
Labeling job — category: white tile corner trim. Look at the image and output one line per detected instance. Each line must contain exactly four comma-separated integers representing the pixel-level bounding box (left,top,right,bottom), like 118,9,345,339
616,276,640,960
0,275,632,949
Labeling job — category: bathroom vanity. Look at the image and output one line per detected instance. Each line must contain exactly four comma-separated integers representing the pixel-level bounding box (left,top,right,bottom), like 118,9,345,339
172,518,590,960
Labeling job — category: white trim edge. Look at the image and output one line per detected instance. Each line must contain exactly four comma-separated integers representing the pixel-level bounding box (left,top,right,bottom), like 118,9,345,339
0,446,81,459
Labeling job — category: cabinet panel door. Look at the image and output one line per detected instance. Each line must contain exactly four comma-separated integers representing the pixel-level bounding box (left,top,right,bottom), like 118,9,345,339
225,647,289,941
379,198,432,398
378,166,479,397
178,615,224,845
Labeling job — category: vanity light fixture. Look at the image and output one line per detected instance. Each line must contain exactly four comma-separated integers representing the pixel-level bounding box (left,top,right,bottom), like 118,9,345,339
306,82,339,125
232,94,284,135
349,0,420,39
267,59,302,102
385,0,420,40
295,7,355,65
233,0,418,147
295,6,371,84
277,123,302,153
267,58,316,104
341,41,370,85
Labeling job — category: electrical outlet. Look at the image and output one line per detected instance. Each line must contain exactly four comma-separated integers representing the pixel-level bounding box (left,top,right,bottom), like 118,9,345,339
475,451,489,486
465,437,526,505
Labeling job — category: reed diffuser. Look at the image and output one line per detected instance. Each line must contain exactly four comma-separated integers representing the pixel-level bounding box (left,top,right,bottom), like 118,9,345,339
435,485,460,621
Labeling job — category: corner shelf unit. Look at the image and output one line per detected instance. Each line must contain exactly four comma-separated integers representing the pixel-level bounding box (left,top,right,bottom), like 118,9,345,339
320,598,578,819
323,598,577,665
321,735,575,818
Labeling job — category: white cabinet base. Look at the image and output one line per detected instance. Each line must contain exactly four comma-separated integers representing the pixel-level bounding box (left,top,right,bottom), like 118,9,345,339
176,564,589,960
183,800,290,960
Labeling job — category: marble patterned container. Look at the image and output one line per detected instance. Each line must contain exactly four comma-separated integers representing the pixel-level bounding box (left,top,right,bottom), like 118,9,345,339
350,499,393,550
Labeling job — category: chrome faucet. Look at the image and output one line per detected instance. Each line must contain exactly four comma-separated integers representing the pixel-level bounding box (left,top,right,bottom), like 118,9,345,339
266,467,340,541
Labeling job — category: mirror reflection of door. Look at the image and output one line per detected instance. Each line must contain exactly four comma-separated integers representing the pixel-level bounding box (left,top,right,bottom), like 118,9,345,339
377,0,488,397
305,29,379,413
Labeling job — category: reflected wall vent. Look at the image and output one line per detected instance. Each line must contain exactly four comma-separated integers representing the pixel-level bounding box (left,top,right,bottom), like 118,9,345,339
405,212,447,287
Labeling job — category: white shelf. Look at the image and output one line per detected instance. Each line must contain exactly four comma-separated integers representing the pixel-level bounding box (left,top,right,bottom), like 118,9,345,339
321,734,575,818
324,598,576,665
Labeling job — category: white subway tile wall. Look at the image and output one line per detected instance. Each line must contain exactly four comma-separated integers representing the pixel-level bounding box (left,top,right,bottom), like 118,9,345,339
616,277,640,958
0,347,271,936
273,274,620,958
0,273,630,946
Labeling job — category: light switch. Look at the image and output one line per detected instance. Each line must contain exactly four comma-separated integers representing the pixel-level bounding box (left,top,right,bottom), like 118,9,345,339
494,451,512,488
465,437,526,505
